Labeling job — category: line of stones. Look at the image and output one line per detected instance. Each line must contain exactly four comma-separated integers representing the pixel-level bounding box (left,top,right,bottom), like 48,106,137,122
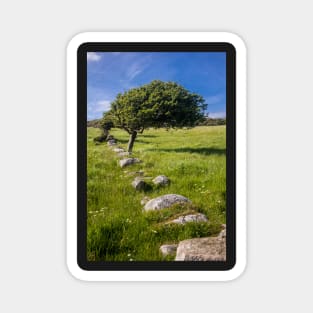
105,135,226,261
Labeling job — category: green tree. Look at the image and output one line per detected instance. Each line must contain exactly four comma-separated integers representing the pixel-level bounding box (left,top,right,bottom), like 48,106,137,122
94,112,114,143
100,112,114,133
109,80,207,152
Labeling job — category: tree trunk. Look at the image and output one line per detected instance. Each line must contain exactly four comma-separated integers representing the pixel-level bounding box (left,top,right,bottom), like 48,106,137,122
101,128,109,140
127,131,137,152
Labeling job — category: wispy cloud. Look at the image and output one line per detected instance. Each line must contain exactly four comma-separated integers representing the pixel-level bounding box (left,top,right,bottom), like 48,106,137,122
87,99,111,120
87,52,101,62
209,111,226,118
95,100,111,112
125,55,151,81
128,68,142,80
126,63,143,80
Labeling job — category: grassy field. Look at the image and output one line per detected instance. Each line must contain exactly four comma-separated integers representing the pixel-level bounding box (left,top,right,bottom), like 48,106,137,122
87,126,226,261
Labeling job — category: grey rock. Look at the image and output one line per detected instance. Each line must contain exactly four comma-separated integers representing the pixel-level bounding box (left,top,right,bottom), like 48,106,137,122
160,244,178,257
113,148,125,153
143,194,191,211
119,158,141,168
171,213,208,224
152,175,170,186
107,139,117,146
175,236,226,261
106,135,115,141
131,177,147,191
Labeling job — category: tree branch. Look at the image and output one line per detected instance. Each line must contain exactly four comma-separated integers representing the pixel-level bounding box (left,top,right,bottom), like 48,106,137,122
122,125,131,134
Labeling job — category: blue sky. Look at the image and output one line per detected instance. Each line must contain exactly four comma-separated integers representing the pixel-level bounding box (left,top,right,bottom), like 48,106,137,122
87,52,226,120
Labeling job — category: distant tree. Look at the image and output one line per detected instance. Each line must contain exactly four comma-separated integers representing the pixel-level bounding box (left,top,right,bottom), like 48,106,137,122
108,80,207,152
100,111,114,132
197,117,226,126
87,118,102,128
94,112,114,143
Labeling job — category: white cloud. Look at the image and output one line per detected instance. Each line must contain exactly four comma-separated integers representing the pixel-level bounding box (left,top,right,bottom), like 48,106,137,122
87,99,111,120
209,111,226,119
94,100,111,112
87,52,101,62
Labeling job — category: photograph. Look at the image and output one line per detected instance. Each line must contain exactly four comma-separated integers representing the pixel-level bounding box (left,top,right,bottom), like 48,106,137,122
86,51,227,262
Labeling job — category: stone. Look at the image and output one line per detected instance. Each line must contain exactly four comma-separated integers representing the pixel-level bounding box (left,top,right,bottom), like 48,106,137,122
152,175,170,186
107,139,117,146
160,244,178,257
140,196,150,205
175,235,226,261
113,148,125,153
143,194,191,211
131,177,147,191
119,158,141,168
106,135,115,141
171,213,208,224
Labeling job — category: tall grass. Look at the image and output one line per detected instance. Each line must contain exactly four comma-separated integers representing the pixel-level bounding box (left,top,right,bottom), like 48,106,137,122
87,126,226,261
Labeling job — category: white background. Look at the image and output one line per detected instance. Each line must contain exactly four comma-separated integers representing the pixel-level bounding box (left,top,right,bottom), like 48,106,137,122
0,0,312,312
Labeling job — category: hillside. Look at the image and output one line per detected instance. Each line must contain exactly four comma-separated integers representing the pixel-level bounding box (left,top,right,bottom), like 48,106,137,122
87,126,226,261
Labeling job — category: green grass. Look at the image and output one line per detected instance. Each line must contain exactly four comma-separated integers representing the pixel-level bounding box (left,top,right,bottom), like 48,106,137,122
87,126,226,261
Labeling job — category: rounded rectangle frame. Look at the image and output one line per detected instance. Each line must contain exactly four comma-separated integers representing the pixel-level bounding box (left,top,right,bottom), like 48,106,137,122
67,32,246,281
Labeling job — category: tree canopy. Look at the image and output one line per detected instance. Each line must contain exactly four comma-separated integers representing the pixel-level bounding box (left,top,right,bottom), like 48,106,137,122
100,111,114,131
105,80,207,152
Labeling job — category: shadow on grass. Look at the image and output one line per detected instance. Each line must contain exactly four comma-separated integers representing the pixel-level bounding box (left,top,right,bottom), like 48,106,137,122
114,138,150,144
113,138,128,144
147,147,226,156
141,134,157,138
